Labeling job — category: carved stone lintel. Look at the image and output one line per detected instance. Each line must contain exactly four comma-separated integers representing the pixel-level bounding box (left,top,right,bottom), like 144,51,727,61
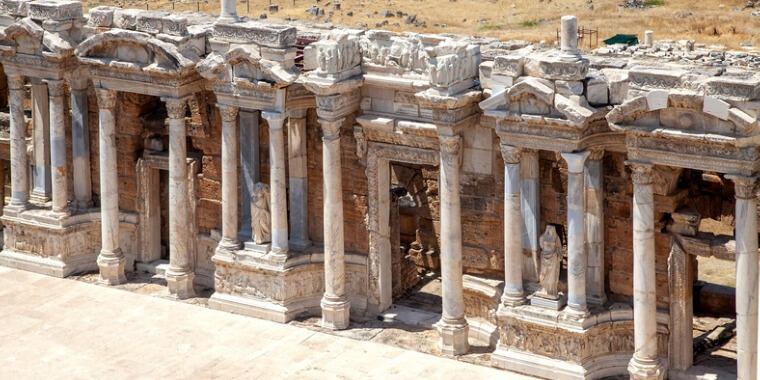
218,104,239,123
728,174,758,200
95,88,117,110
319,118,344,142
628,161,654,185
46,79,66,98
7,75,24,90
439,135,462,168
164,98,187,120
499,143,521,164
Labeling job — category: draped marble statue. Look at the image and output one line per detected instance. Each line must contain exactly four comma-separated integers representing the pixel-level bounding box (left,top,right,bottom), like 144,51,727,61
251,182,271,245
531,225,566,310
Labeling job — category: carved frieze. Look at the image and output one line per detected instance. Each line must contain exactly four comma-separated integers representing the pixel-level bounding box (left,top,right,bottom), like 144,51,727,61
212,21,296,48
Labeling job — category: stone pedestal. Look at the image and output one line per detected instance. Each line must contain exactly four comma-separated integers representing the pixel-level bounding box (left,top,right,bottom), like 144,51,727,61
262,112,289,259
561,151,590,318
70,76,92,209
288,110,310,250
500,144,525,306
95,88,126,285
216,105,241,254
165,98,194,299
438,135,469,355
30,79,51,203
8,74,28,210
627,162,664,380
319,117,350,330
47,79,69,216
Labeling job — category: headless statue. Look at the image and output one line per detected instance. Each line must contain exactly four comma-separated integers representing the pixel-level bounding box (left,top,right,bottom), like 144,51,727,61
536,225,561,300
251,182,271,245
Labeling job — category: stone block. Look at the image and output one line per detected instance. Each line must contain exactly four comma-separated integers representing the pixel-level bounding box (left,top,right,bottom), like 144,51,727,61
212,21,297,48
0,0,31,17
463,147,493,175
27,0,82,21
524,55,588,81
601,68,629,105
646,89,668,111
555,80,584,97
135,11,167,34
585,76,608,106
87,6,116,27
703,96,729,120
113,9,140,30
161,14,187,36
493,55,524,77
478,60,493,88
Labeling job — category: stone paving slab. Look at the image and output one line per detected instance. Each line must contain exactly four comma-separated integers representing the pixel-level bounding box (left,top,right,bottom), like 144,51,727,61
0,267,532,379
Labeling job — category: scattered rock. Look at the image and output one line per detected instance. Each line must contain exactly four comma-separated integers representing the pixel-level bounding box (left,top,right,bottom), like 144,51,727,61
268,4,278,12
404,13,417,24
380,9,393,17
259,13,267,19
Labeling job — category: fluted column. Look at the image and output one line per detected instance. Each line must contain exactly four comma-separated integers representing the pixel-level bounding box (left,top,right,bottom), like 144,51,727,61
288,110,310,249
8,74,28,210
585,149,606,305
70,76,92,209
319,117,350,330
438,135,469,356
47,80,68,215
627,162,664,380
217,105,240,253
262,111,289,259
95,88,126,285
561,151,590,318
500,143,525,306
164,97,194,299
30,79,50,203
729,175,758,380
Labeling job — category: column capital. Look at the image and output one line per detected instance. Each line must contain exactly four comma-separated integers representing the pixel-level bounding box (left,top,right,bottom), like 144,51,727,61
727,174,758,200
499,143,521,164
95,88,117,110
439,135,462,168
587,148,605,161
218,104,239,123
561,151,591,174
7,74,24,90
627,161,654,185
46,79,66,98
289,108,307,119
163,97,187,120
319,118,345,141
262,111,286,131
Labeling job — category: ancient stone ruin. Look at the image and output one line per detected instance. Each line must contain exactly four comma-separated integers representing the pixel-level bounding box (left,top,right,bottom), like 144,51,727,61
0,1,756,379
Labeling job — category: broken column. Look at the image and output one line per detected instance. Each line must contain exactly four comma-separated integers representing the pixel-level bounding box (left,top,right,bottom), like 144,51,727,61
561,15,580,58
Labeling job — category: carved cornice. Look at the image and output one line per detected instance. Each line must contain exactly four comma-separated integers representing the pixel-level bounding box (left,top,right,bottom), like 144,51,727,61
439,135,462,168
628,161,654,185
499,143,521,164
46,79,66,98
95,88,117,110
727,175,758,200
164,98,187,120
218,105,239,123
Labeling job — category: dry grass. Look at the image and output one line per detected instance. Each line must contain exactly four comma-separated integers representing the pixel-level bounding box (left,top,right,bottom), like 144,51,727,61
87,0,760,50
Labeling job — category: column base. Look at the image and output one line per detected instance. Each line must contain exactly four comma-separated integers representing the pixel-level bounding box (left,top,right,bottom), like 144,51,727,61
97,249,127,285
289,239,312,251
217,238,242,253
501,292,527,307
437,319,469,356
215,15,239,24
627,355,664,380
321,296,350,330
166,269,196,299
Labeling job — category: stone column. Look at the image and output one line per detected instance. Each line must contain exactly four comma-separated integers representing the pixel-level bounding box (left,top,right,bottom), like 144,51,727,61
47,79,69,215
95,88,126,285
238,110,260,239
438,135,469,356
585,149,606,305
8,74,28,209
288,110,310,249
217,105,240,252
500,143,525,306
70,77,92,209
218,0,237,23
561,151,590,317
561,15,579,57
164,97,194,299
261,111,289,258
30,79,50,202
319,117,350,330
520,148,540,281
644,30,654,47
728,175,758,380
627,162,664,380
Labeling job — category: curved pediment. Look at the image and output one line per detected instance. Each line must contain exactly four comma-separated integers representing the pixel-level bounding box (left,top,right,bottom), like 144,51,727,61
0,17,75,59
196,47,298,88
75,29,197,76
607,90,758,138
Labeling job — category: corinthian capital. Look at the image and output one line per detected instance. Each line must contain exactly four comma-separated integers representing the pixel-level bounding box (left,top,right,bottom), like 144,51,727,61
319,118,344,141
439,135,462,168
627,161,654,185
46,79,66,98
727,174,758,200
217,105,239,123
7,74,24,90
499,143,521,164
95,88,117,110
164,98,187,120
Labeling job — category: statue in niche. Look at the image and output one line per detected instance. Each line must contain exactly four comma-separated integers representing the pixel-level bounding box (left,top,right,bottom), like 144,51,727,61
536,225,561,300
250,182,271,245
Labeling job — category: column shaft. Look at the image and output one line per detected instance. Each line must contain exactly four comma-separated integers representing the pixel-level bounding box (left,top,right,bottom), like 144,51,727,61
95,88,126,285
520,149,540,281
262,112,288,257
500,144,525,306
165,98,194,299
47,80,68,214
219,0,237,22
31,80,50,201
319,118,350,330
561,151,590,316
70,78,92,208
238,110,260,239
585,150,606,305
8,75,28,207
288,111,309,249
218,105,240,251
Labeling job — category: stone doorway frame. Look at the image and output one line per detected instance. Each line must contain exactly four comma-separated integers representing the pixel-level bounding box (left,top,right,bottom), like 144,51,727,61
365,141,439,314
135,151,200,270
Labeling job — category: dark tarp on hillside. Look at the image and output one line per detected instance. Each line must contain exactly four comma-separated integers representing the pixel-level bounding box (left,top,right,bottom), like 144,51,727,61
603,34,639,46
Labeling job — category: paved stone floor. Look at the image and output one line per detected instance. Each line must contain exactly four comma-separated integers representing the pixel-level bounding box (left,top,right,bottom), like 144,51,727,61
0,266,530,379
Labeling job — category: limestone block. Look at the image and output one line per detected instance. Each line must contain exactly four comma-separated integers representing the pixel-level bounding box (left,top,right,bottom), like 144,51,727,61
585,75,609,106
463,148,492,175
41,18,72,32
478,60,493,89
728,107,756,134
135,11,167,34
601,68,629,105
27,0,82,21
489,74,513,92
302,44,317,70
555,94,594,124
524,55,588,81
113,9,140,30
88,6,116,27
703,96,729,120
493,55,524,77
645,89,668,111
555,80,584,97
212,21,297,48
161,14,187,36
0,0,31,17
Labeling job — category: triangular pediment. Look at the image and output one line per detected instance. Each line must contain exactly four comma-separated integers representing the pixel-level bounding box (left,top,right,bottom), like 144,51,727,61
0,17,75,59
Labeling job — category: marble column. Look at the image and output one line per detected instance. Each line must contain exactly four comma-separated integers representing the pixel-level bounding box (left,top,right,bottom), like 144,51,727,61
520,148,540,281
585,149,606,305
627,162,664,380
728,175,758,380
561,15,580,57
500,143,525,306
30,79,50,202
8,74,28,209
47,79,68,215
164,97,194,299
262,111,289,258
319,117,350,330
561,151,590,317
70,77,92,209
288,110,310,249
438,135,469,356
95,88,126,285
238,110,260,240
217,105,240,253
219,0,237,23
